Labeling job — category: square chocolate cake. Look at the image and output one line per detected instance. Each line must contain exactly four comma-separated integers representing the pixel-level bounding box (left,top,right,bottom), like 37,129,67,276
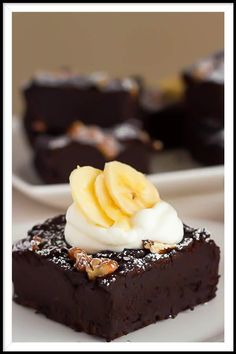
139,78,186,149
182,51,224,165
22,71,142,146
12,217,220,341
33,120,160,184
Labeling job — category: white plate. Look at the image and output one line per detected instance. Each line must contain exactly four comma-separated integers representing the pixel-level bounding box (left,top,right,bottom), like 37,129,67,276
12,118,224,210
12,217,224,342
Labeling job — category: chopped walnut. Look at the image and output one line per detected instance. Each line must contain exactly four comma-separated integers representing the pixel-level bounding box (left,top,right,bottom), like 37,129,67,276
86,258,119,280
32,120,47,133
68,247,118,280
143,240,176,254
68,121,121,159
97,136,120,159
89,72,109,89
191,60,214,81
67,121,85,138
152,140,164,151
88,127,104,142
68,247,92,271
30,235,45,251
68,121,104,144
139,131,150,143
121,78,139,96
75,254,93,271
68,247,85,260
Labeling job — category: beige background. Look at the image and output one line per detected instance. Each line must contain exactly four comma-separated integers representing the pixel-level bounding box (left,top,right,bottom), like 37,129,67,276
13,12,224,116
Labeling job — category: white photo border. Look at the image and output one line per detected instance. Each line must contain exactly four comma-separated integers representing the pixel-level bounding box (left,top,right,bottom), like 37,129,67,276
3,2,234,352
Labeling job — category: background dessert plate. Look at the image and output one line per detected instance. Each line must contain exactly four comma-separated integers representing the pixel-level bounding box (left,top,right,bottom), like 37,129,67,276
12,217,224,342
12,118,224,210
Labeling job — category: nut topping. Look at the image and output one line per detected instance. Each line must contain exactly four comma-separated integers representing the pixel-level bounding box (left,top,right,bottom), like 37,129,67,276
30,235,45,251
32,120,47,133
68,247,85,260
67,121,85,138
68,247,92,271
97,136,121,159
152,140,164,151
121,78,139,96
75,254,93,272
68,247,118,280
86,258,119,280
143,240,176,254
67,121,121,159
139,131,150,143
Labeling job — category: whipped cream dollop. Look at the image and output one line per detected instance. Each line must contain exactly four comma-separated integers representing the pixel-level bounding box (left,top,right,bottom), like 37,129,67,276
65,200,184,253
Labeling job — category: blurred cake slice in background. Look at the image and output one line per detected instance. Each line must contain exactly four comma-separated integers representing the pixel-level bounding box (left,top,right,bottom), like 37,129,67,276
19,55,224,185
22,70,143,146
182,51,224,165
139,75,186,149
33,119,161,184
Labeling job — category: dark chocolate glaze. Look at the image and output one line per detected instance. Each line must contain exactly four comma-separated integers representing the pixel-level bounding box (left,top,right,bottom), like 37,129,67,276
12,215,220,341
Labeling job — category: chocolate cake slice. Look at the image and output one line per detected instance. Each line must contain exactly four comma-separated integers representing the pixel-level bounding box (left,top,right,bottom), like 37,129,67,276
22,71,142,146
140,80,186,149
182,51,224,165
182,50,224,122
33,120,161,184
12,215,220,341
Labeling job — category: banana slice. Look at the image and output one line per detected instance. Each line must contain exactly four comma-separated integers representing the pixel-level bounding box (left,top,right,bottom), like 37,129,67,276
70,166,113,228
95,173,130,230
104,161,160,216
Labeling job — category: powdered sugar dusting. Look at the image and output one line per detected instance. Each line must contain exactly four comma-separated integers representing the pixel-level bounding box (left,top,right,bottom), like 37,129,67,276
13,217,213,287
100,275,117,287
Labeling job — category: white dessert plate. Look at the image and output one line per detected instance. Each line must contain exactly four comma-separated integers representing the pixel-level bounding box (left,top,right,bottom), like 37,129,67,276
12,217,224,342
12,118,224,210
